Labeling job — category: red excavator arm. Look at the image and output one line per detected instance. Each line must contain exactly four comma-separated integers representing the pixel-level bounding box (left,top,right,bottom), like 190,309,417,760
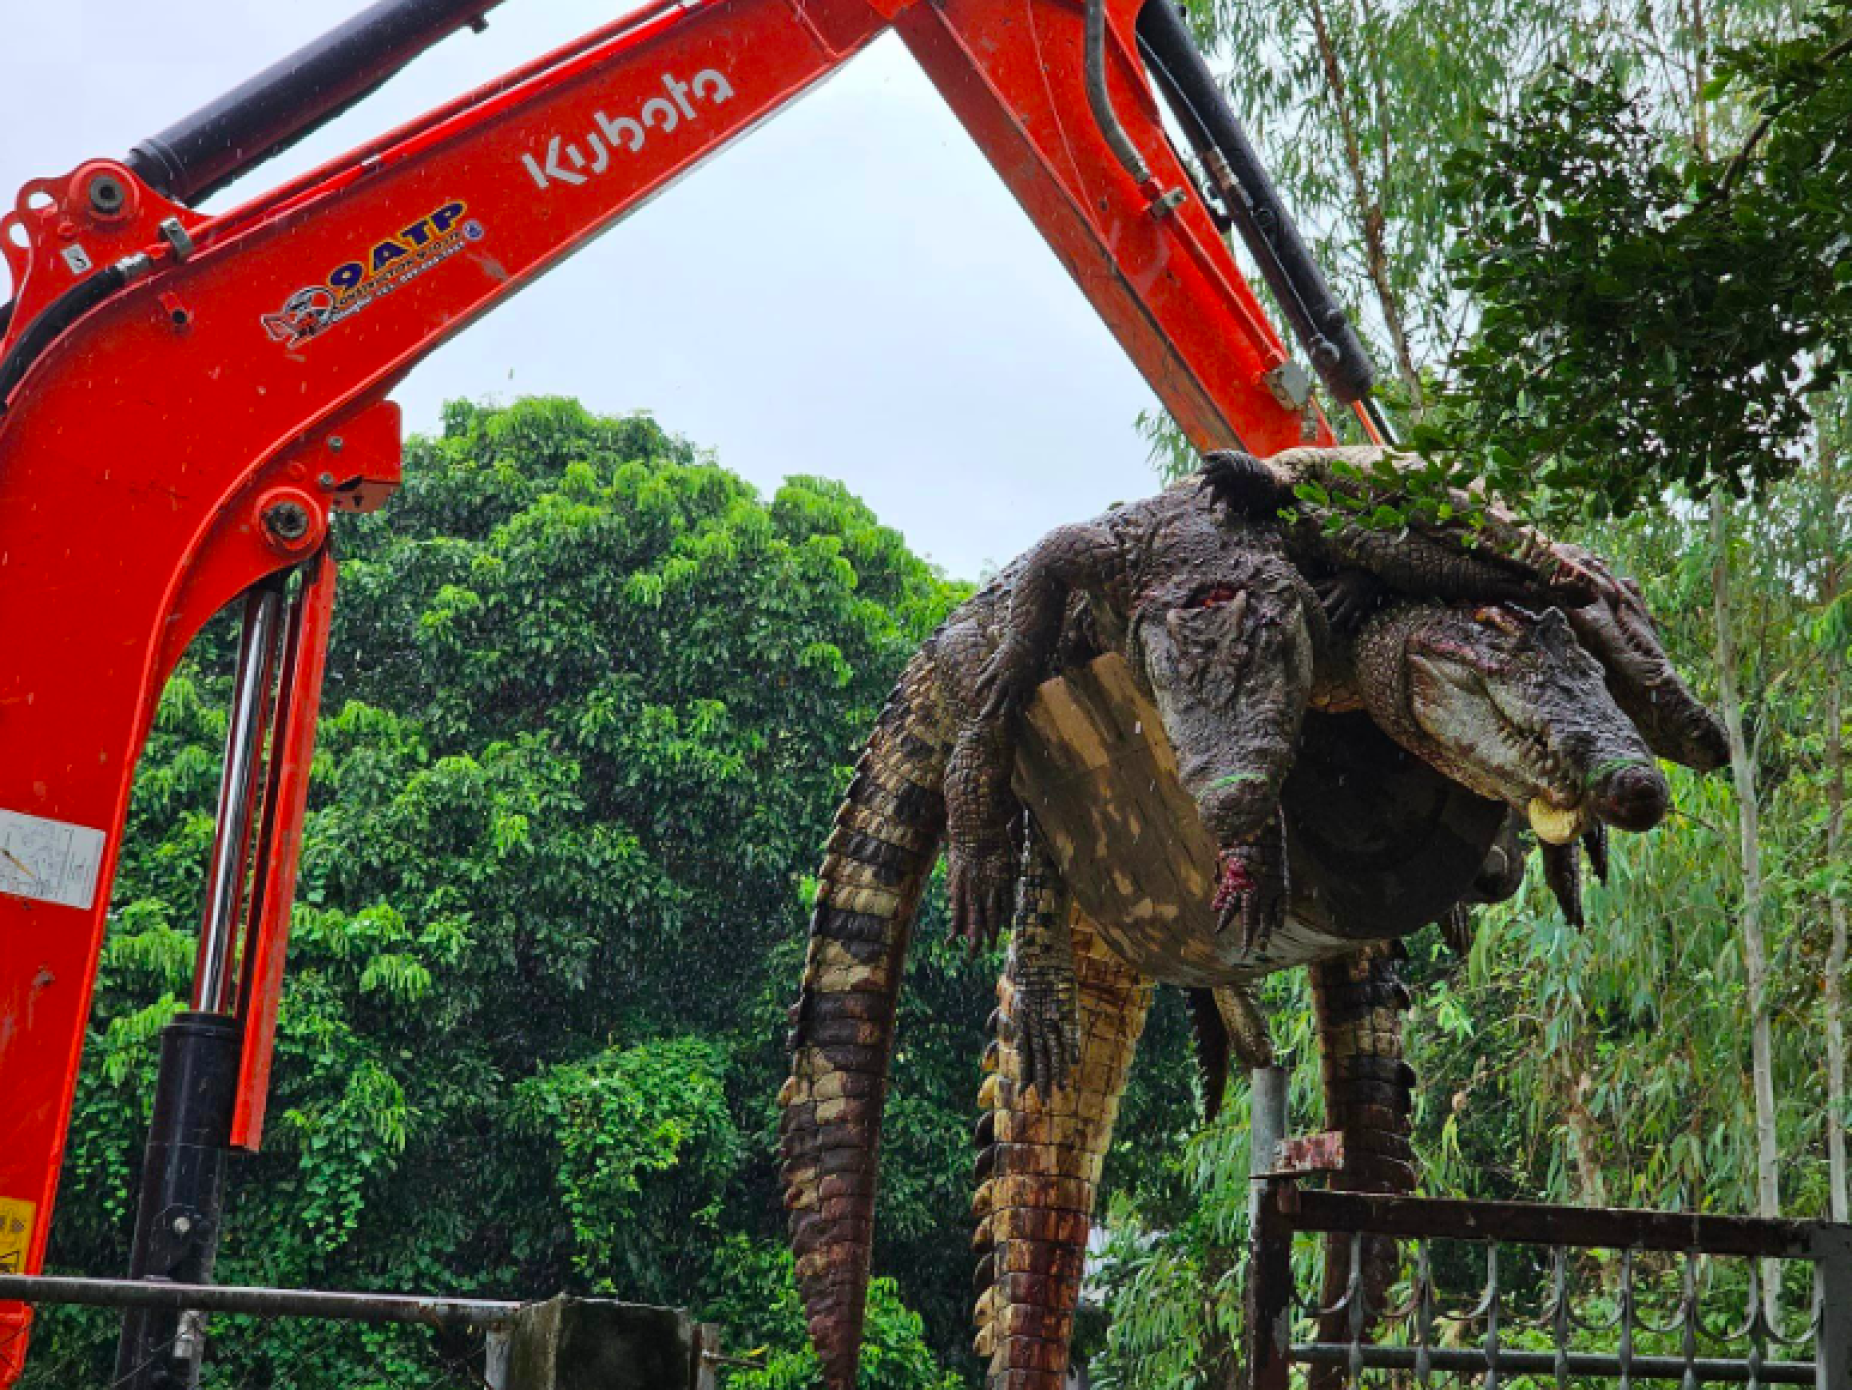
0,0,1381,1380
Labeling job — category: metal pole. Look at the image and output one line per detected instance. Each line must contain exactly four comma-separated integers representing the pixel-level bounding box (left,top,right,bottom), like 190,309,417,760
192,585,286,1014
1,1274,518,1329
1815,1226,1852,1390
1244,1066,1293,1390
1249,1066,1289,1190
117,585,288,1390
485,1328,513,1389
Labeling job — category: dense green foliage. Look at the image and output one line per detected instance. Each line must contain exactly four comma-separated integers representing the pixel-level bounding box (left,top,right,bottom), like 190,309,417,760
1424,2,1852,517
30,400,1207,1388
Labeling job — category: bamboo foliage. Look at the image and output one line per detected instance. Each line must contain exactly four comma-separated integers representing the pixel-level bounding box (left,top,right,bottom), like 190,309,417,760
1185,0,1588,409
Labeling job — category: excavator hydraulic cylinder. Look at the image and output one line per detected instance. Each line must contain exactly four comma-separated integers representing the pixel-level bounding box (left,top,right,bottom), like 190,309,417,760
126,0,510,204
114,586,288,1388
1133,0,1375,404
113,1013,240,1390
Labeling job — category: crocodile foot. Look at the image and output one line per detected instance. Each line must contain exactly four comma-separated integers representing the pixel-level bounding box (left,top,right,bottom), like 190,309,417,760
1213,818,1287,954
1015,957,1080,1098
975,633,1037,720
1315,569,1386,630
949,843,1017,950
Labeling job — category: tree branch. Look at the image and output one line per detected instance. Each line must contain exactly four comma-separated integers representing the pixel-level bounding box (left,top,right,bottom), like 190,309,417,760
1709,28,1852,205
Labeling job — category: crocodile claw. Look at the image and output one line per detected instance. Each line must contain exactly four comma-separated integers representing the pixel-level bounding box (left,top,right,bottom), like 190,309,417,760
1315,570,1386,631
1016,972,1080,1099
1441,902,1475,958
948,846,1015,951
1545,548,1607,606
1214,828,1287,954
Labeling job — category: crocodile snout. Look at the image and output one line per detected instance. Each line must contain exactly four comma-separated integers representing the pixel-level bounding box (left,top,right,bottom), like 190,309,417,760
1590,762,1668,832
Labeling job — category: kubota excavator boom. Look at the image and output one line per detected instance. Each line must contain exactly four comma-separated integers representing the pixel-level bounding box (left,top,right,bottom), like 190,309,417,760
0,0,1384,1383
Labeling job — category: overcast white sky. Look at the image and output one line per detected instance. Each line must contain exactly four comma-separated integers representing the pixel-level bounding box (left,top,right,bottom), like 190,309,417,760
1,2,1167,579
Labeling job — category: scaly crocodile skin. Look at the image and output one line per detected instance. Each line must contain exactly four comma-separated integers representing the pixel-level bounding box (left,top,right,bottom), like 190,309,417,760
974,908,1151,1390
1309,946,1417,1384
779,459,1726,1388
780,652,953,1390
1008,824,1081,1099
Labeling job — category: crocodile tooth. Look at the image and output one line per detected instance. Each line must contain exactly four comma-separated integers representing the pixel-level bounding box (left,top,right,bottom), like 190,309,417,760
1542,839,1585,928
1527,796,1581,845
1584,823,1610,883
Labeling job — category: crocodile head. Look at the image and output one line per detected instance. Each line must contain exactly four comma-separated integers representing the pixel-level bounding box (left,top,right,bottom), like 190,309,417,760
1555,544,1730,773
1355,601,1670,846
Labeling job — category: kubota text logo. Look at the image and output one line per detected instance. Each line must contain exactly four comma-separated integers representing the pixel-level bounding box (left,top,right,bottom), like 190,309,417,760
262,200,485,348
522,69,736,191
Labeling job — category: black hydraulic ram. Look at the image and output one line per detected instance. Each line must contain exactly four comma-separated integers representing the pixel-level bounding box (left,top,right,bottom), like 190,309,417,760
1133,0,1375,406
113,1014,241,1390
125,0,511,206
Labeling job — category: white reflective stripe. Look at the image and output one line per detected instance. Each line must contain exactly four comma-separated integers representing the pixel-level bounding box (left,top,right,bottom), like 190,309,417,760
0,807,106,910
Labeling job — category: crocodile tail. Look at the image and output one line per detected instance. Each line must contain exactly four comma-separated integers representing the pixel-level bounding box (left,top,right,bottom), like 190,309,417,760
1187,989,1232,1124
780,652,952,1390
1310,946,1416,1384
975,910,1151,1389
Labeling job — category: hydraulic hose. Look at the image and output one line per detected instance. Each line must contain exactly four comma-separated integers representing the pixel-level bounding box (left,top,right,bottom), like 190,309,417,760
1134,0,1375,404
0,255,152,418
1086,0,1155,188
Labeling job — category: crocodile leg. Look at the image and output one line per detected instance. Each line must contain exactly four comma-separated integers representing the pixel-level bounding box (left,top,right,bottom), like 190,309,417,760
942,524,1125,946
938,615,1025,949
1011,818,1081,1099
780,652,955,1390
1310,946,1416,1387
974,906,1152,1390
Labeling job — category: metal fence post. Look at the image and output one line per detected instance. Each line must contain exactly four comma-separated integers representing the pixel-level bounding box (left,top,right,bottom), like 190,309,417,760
503,1295,706,1389
485,1326,512,1390
1248,1067,1289,1226
1816,1226,1852,1390
1244,1066,1293,1390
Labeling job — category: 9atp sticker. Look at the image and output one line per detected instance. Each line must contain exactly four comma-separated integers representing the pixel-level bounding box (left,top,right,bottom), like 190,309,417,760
262,199,486,349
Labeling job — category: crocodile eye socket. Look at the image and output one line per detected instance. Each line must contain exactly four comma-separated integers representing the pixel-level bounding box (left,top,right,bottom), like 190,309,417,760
1472,605,1525,638
1186,584,1241,610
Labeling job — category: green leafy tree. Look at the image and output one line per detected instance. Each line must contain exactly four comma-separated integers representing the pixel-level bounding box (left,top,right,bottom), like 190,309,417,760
1426,2,1852,517
1188,0,1587,412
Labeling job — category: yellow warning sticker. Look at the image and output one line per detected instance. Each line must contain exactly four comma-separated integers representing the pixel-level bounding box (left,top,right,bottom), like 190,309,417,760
0,1198,35,1275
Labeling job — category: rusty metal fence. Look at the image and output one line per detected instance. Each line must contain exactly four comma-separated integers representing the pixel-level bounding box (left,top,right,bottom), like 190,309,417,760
1241,1074,1852,1390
